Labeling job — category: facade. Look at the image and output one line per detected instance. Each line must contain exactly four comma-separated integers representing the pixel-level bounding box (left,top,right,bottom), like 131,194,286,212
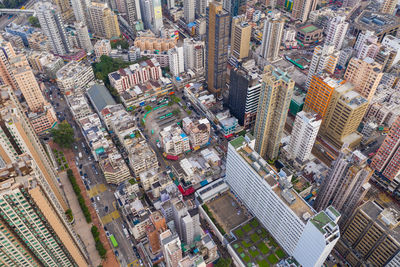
296,24,323,45
134,36,177,52
228,66,261,128
88,2,120,39
160,125,190,156
231,21,251,60
223,0,246,17
182,117,211,148
336,201,400,267
146,211,167,254
183,39,204,72
321,83,368,148
94,39,112,60
71,0,87,23
161,230,182,267
35,2,71,56
371,116,400,181
325,15,349,50
344,57,383,101
381,35,400,67
260,11,284,62
0,171,88,266
172,200,201,245
380,0,398,14
291,0,313,23
140,0,163,35
205,2,230,94
168,46,185,77
287,111,321,164
304,75,343,118
126,0,142,27
56,61,95,93
74,21,93,53
0,39,17,90
254,66,294,160
314,148,372,220
184,0,195,23
226,136,340,267
306,45,339,88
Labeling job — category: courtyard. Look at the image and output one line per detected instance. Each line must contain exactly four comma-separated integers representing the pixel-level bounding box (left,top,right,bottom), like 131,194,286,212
232,218,287,267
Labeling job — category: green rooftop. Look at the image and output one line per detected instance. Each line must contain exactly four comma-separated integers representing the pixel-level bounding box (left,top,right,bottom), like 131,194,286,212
230,136,246,149
328,206,340,217
310,211,334,234
300,25,318,33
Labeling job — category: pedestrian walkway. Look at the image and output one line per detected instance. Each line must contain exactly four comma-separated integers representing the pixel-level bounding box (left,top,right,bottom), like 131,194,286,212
50,141,119,267
101,210,121,225
88,184,107,197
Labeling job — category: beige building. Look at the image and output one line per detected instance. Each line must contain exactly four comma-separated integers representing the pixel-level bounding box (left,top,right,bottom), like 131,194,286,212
231,20,251,60
336,200,400,267
134,37,177,52
53,0,74,21
56,60,95,93
0,38,17,90
100,151,132,184
0,158,87,266
88,2,120,39
322,82,369,148
380,0,398,15
344,57,383,101
254,66,294,160
0,86,68,211
291,0,314,23
182,117,211,148
94,39,112,60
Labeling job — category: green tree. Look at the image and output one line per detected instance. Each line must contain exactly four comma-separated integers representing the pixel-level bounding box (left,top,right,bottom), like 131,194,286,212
51,122,75,148
145,105,153,112
214,258,232,267
28,16,40,28
111,39,129,49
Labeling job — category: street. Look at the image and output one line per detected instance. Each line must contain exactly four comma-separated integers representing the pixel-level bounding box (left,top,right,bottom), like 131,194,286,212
46,83,138,266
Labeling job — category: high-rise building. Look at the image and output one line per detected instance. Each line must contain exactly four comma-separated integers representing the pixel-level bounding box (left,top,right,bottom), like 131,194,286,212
161,230,182,267
321,82,368,148
354,30,381,60
223,0,246,17
381,35,400,66
226,136,340,267
336,200,400,267
231,21,251,60
314,147,372,220
94,39,112,60
0,86,68,211
53,0,74,21
9,55,46,112
74,21,93,53
325,15,349,50
71,0,87,23
196,0,207,16
380,0,398,15
35,2,72,56
303,75,344,118
254,66,294,160
344,57,383,101
205,2,230,94
0,39,17,90
125,0,142,27
371,116,400,181
291,0,313,23
228,65,261,128
0,162,88,266
183,39,204,72
184,0,195,23
260,11,284,62
286,111,321,163
140,0,163,35
172,200,201,245
88,2,120,39
306,45,339,88
167,0,175,9
168,46,184,77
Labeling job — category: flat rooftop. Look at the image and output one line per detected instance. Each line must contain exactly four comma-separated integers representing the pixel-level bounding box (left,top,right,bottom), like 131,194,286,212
299,24,319,33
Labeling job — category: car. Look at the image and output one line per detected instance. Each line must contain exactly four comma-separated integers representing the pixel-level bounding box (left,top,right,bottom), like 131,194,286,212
79,171,83,176
79,164,83,169
84,181,88,186
90,197,94,203
84,173,88,178
114,250,119,257
105,206,108,212
104,226,108,231
97,196,100,201
85,185,90,190
106,231,110,236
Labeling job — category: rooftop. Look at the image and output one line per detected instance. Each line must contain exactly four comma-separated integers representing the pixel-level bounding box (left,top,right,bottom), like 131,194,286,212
299,24,319,33
356,10,400,33
87,84,116,112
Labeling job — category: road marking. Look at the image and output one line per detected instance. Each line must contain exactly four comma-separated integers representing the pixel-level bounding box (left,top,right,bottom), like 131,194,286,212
128,260,140,267
101,211,120,224
88,184,106,197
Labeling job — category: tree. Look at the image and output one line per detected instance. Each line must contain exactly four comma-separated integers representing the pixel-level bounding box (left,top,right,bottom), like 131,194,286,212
28,16,40,28
51,122,74,148
214,258,232,267
111,39,129,49
145,105,153,112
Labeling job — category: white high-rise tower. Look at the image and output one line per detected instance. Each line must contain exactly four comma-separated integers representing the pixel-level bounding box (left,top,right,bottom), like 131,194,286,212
260,11,284,62
325,15,349,50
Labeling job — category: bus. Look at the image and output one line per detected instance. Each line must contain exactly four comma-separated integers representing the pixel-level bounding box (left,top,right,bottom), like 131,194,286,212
109,234,118,248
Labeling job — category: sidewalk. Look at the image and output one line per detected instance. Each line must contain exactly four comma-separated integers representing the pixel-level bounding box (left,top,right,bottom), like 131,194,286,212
50,141,119,267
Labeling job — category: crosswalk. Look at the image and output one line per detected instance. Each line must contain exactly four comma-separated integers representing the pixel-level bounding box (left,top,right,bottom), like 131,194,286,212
101,210,120,225
87,184,107,197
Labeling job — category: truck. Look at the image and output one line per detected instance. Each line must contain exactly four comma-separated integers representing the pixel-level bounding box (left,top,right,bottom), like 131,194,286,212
123,228,129,238
78,152,82,159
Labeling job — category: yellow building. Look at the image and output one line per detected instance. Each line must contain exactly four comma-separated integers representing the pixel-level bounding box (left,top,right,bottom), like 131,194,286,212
231,19,251,60
321,82,369,148
88,2,120,39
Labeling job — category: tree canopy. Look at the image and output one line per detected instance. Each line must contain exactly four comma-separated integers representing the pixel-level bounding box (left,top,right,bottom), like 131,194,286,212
214,258,232,267
51,122,74,148
111,38,129,50
28,16,40,28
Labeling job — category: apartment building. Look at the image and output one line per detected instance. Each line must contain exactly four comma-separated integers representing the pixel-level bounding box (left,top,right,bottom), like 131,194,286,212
231,21,251,60
67,94,92,120
88,2,120,39
261,11,284,62
306,45,339,88
182,117,211,148
226,136,340,266
56,61,95,93
160,125,190,156
134,36,177,52
94,39,112,60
